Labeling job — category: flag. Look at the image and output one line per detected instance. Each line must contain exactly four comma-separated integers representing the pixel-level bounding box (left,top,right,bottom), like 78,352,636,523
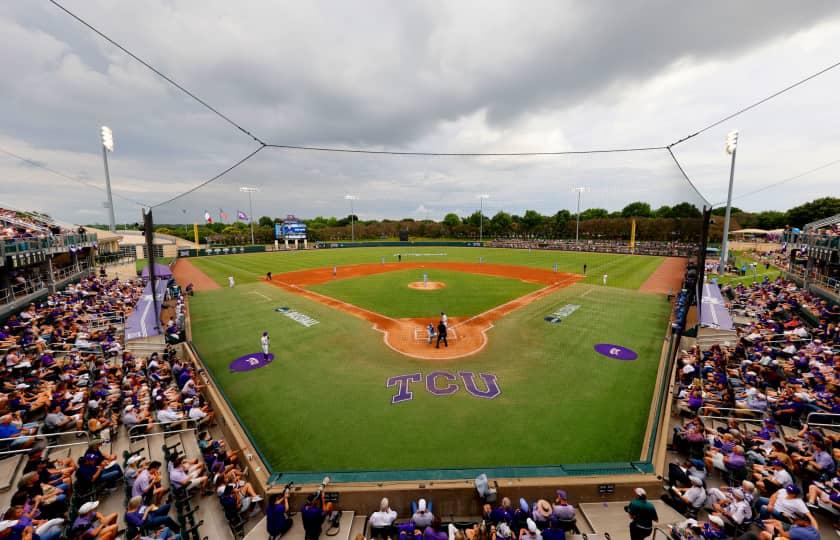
237,210,249,221
219,208,228,222
204,210,212,224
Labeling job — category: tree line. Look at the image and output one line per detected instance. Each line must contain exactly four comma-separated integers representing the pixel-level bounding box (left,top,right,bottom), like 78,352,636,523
96,197,839,245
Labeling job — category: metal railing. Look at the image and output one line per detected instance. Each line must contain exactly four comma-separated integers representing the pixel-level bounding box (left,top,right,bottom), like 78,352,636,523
128,419,200,458
805,412,840,429
0,429,94,457
1,232,98,255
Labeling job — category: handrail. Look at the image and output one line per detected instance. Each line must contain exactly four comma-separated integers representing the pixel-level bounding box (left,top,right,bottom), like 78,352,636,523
698,415,764,426
806,412,840,426
128,420,200,441
698,406,764,417
0,429,95,457
129,420,199,463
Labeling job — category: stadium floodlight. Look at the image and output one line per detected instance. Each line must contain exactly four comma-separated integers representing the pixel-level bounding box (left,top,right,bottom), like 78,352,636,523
572,186,590,244
345,195,359,242
100,126,116,232
719,130,739,274
478,194,490,243
239,186,259,245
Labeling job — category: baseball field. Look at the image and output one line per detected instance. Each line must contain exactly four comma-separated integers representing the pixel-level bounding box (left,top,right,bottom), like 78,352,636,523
177,247,682,476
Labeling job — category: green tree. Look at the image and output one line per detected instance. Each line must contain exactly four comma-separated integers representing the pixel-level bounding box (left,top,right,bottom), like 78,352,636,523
621,201,652,218
754,211,786,230
442,213,461,229
464,211,483,227
711,206,742,216
552,210,571,237
579,208,609,220
258,216,274,227
785,197,840,228
521,210,544,232
670,202,702,218
490,211,512,235
653,205,673,218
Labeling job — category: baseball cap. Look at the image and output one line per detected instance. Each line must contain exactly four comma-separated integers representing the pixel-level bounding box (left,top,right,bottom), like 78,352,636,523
555,489,568,500
526,518,537,533
634,488,646,497
785,484,801,495
708,516,725,527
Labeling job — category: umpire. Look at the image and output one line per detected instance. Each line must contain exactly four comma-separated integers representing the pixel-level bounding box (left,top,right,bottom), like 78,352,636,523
435,320,448,348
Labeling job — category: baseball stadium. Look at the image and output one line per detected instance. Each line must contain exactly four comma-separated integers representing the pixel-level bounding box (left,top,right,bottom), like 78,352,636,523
2,4,840,540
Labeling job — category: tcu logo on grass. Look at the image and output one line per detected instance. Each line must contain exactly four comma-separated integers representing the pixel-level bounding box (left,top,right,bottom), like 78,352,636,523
386,372,501,404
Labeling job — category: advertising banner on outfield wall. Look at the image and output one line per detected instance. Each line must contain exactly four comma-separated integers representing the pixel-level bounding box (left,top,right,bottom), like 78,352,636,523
177,245,266,257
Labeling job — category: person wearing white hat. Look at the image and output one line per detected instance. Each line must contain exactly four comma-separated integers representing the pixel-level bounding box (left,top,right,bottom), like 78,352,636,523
626,488,658,540
663,476,706,515
69,500,119,539
412,498,435,528
519,518,542,540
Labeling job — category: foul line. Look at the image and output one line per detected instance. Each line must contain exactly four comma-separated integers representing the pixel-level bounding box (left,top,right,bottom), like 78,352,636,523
248,290,272,301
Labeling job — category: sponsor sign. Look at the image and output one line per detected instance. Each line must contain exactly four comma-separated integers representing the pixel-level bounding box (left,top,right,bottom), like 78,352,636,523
593,343,638,361
386,371,500,404
275,307,319,327
544,304,580,324
229,352,274,372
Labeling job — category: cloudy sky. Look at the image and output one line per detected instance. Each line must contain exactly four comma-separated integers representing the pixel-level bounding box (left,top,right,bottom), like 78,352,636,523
1,1,839,225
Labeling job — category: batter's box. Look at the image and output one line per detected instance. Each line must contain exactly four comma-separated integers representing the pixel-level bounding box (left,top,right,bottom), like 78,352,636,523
413,326,458,342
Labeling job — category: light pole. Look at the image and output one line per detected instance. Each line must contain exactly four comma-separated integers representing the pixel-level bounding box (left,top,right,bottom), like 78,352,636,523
345,195,358,242
719,130,739,274
100,126,116,232
239,187,259,245
478,194,489,243
572,186,589,244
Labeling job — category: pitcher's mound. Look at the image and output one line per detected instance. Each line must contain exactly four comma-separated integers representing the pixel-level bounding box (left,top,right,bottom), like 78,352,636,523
408,281,445,290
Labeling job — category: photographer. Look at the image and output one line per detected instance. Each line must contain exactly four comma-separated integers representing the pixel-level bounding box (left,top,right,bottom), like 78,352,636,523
301,479,334,540
267,487,293,539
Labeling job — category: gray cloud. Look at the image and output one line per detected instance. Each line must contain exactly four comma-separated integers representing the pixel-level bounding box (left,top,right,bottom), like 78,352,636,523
1,1,839,223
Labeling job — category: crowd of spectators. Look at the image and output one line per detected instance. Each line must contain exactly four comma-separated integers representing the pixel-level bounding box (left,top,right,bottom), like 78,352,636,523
487,239,699,257
0,268,261,539
668,276,839,539
0,208,69,242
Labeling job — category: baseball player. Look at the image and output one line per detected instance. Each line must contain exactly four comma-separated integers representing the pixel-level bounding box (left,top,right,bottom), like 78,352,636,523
261,331,270,361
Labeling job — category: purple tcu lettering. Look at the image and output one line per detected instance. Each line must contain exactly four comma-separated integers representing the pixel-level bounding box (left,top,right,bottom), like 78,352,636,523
426,371,459,396
388,371,501,404
386,373,421,404
459,372,501,399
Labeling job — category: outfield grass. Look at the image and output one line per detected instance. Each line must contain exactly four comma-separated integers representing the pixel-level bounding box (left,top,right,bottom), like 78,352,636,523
188,246,663,290
187,248,673,474
308,269,541,318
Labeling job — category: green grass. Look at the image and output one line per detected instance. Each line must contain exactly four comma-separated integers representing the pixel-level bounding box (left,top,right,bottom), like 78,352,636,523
714,251,781,287
135,258,174,272
188,246,664,290
187,248,674,474
308,269,541,318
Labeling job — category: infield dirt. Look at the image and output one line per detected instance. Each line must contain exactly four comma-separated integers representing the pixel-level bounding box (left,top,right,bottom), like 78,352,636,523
268,262,581,360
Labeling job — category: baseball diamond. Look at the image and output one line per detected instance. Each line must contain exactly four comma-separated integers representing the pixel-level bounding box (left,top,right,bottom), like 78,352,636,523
179,247,681,472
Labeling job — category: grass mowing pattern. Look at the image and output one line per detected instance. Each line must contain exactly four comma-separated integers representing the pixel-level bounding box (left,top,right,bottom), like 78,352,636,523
188,247,663,290
189,275,671,473
308,269,541,318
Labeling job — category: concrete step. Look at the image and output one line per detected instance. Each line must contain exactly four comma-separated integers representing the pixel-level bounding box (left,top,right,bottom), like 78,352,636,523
579,500,685,540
